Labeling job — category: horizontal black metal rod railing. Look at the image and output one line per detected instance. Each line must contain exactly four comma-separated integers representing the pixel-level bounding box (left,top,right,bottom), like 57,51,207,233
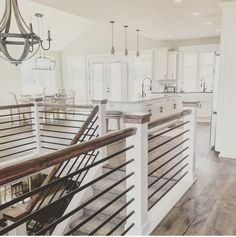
148,110,191,130
0,111,33,118
38,103,94,110
148,171,189,211
148,121,190,141
41,141,69,147
39,111,90,117
0,147,37,160
0,117,34,125
40,123,83,130
88,199,134,235
0,130,35,139
121,222,135,236
40,135,72,141
64,185,135,236
39,117,87,123
0,103,34,111
0,146,134,212
149,155,189,189
148,148,189,177
0,128,136,186
148,163,189,200
148,138,189,166
0,158,134,235
40,129,77,135
0,135,36,146
0,123,35,132
148,130,190,154
0,141,36,153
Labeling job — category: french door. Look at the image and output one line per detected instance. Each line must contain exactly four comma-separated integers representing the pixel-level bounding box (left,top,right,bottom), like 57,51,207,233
88,56,128,101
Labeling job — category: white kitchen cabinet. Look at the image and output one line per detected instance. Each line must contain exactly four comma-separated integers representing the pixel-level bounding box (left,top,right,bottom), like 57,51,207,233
168,52,178,80
154,48,168,80
198,100,212,122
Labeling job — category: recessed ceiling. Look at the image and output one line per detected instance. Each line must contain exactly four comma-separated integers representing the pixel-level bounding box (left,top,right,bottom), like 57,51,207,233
30,0,223,40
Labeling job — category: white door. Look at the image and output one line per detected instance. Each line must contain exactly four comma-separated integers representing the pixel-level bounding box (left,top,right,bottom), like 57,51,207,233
108,58,127,101
88,56,127,101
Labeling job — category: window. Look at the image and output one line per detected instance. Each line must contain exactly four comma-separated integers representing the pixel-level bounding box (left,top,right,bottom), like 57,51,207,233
20,57,56,95
132,53,152,98
68,56,87,101
183,53,198,92
182,51,215,92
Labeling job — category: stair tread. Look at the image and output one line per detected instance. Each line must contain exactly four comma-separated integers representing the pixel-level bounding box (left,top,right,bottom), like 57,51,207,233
70,214,124,236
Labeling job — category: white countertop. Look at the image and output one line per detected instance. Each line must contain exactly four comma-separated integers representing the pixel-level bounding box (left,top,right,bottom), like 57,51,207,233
108,95,180,104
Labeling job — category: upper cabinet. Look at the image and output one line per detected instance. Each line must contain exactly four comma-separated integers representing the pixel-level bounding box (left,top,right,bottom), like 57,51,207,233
168,51,178,80
154,48,168,80
154,48,178,81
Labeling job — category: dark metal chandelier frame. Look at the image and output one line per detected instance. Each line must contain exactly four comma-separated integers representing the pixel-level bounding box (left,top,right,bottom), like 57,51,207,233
0,0,52,65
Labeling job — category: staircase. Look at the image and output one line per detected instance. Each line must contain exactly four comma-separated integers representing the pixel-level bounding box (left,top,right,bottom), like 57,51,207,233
69,166,175,235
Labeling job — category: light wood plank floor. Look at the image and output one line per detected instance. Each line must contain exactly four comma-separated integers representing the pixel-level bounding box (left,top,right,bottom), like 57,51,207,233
152,123,236,235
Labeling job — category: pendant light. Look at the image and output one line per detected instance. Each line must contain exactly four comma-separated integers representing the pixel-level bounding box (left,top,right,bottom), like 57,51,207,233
33,13,56,71
124,25,128,56
0,0,52,66
136,29,140,57
110,21,115,55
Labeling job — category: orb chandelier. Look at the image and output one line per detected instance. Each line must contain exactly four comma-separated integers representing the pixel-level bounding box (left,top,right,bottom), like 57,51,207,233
0,0,52,66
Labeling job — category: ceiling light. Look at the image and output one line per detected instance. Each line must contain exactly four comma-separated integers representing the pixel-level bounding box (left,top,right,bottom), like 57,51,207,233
205,22,213,25
0,0,52,66
174,0,183,3
136,29,140,57
110,21,115,55
124,26,128,56
192,12,201,16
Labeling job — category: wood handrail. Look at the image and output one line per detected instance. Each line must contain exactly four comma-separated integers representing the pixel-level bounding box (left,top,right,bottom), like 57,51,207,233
0,127,136,187
0,103,34,110
148,110,192,130
38,103,94,110
25,105,99,213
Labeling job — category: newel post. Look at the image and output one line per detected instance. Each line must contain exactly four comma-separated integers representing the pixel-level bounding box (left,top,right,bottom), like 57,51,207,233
92,99,107,158
123,112,151,235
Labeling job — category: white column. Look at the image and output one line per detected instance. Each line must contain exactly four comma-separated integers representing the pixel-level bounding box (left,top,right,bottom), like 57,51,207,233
32,102,42,155
216,1,236,158
123,112,151,235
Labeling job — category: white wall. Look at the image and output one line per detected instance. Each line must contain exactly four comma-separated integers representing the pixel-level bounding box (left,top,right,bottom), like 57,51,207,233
0,61,22,106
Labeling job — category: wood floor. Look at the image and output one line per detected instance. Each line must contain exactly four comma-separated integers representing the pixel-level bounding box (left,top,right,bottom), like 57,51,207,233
152,123,236,235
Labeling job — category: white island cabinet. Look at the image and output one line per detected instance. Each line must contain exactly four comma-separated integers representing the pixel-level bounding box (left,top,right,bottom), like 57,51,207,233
107,96,182,121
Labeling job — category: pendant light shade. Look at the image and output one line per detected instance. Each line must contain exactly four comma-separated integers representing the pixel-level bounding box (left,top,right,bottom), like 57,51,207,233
0,0,52,66
110,21,115,55
124,25,128,56
136,29,140,57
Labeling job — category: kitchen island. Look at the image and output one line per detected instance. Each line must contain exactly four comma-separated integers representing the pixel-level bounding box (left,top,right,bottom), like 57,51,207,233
107,95,182,121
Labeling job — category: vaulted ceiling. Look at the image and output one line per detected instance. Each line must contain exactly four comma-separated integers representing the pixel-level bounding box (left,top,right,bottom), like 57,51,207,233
30,0,223,40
